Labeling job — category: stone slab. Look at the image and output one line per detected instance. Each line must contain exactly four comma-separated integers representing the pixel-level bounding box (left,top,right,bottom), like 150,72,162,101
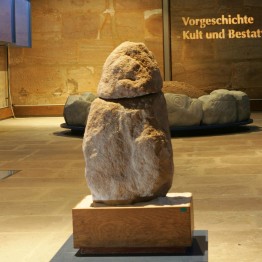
72,193,194,252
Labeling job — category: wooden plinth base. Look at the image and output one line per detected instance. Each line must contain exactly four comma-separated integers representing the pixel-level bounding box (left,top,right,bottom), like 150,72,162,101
72,193,194,254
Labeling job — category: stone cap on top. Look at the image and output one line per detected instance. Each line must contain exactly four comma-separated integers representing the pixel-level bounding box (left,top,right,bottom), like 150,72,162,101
97,41,163,99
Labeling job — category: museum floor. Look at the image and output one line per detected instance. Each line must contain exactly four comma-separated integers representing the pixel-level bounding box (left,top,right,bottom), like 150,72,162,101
0,113,261,262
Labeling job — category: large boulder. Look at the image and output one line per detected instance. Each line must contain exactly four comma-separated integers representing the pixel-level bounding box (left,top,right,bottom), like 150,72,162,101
97,41,162,99
211,89,250,121
83,93,173,205
83,42,174,205
64,92,96,126
164,93,203,126
199,91,237,125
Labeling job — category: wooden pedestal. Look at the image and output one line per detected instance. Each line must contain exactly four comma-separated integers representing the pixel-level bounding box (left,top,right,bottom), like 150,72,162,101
72,193,194,254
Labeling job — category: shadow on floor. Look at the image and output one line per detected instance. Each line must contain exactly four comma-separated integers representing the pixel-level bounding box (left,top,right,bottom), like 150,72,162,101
50,230,208,262
53,130,84,139
55,123,261,139
171,125,261,138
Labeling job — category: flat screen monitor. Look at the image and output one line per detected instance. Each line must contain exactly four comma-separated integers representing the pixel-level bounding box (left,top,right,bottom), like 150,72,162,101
0,0,31,47
0,0,13,43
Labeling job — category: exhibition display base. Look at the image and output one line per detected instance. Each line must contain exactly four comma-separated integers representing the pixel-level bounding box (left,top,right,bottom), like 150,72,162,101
61,118,253,133
51,231,208,262
72,193,194,255
50,192,208,261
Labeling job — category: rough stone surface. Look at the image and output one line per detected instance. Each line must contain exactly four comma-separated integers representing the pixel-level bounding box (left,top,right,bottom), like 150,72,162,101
211,89,250,121
164,93,203,126
199,92,237,125
97,41,162,99
64,92,96,126
83,92,174,205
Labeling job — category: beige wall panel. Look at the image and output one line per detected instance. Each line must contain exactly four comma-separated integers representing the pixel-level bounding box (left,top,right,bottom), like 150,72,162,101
115,0,161,10
0,47,7,108
33,0,105,12
144,9,162,38
22,40,78,65
62,12,99,40
144,8,163,77
77,40,116,66
10,0,163,106
0,71,7,108
10,65,66,105
116,12,145,40
32,8,62,41
145,39,164,77
10,62,98,105
66,66,96,94
9,48,24,66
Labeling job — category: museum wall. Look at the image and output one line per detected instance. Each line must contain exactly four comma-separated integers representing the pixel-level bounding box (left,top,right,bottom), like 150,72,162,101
170,0,262,99
9,0,163,106
0,46,7,108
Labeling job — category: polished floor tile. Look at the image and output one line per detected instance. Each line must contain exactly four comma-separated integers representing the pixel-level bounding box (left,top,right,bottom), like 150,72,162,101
0,114,261,261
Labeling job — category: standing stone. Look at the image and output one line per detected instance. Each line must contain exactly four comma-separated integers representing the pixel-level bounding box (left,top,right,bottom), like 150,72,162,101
64,92,96,126
199,91,237,125
211,89,250,121
83,41,174,205
97,41,162,99
230,91,250,121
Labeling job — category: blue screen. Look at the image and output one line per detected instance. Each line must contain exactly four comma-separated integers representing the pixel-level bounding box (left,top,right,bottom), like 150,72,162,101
0,0,31,47
0,0,13,43
14,0,31,47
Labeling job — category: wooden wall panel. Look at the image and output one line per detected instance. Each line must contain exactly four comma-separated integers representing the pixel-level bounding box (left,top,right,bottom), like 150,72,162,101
170,0,262,99
0,107,13,120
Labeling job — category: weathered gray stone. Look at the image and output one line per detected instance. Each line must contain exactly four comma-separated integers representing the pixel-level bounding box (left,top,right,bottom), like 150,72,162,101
64,92,96,126
97,41,162,99
199,91,237,125
83,92,174,205
164,93,203,126
230,91,250,121
211,89,250,121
